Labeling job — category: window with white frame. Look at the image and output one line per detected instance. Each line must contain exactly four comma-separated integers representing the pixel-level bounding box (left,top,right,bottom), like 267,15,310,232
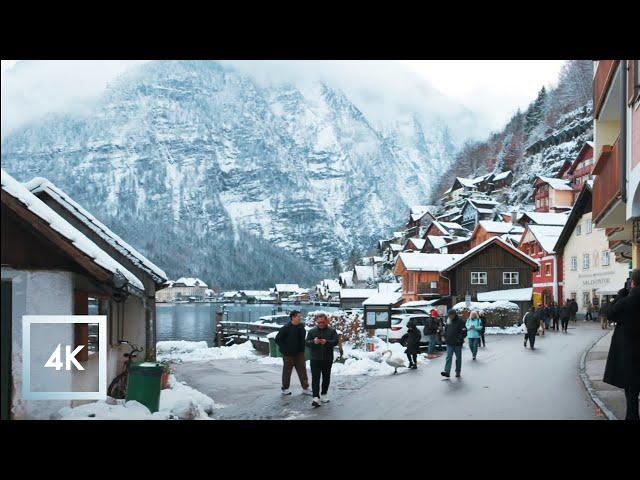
583,253,590,270
545,263,551,276
576,223,581,235
571,256,578,271
503,272,519,284
602,250,610,266
586,219,592,234
471,272,487,284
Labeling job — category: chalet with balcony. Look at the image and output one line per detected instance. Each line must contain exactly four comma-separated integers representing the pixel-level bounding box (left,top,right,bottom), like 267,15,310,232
592,59,640,269
566,142,595,190
441,237,539,315
406,205,435,238
393,252,462,303
1,170,167,420
488,170,514,191
532,176,574,213
421,235,453,253
518,211,571,228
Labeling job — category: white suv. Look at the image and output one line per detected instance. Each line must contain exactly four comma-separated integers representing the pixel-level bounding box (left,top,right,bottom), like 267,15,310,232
375,313,431,345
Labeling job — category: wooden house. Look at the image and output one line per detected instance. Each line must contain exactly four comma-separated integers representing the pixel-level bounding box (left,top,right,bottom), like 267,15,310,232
460,198,500,231
1,170,167,420
565,142,595,190
532,176,574,213
406,206,435,238
402,237,426,252
393,252,462,303
441,236,539,314
469,220,525,248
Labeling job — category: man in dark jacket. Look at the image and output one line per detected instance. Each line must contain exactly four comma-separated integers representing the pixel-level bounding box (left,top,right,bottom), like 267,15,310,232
604,269,640,420
275,311,310,396
441,309,467,378
560,300,571,333
305,313,339,407
550,302,560,331
523,306,539,349
569,299,578,324
478,314,487,347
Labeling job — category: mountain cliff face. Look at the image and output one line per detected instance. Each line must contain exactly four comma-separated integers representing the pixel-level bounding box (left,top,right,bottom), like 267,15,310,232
1,60,458,288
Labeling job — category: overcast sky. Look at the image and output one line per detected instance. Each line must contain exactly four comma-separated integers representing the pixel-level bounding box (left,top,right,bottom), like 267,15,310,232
1,60,565,140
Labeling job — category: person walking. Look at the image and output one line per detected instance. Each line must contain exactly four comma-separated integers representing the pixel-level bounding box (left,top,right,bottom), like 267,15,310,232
600,298,614,330
401,320,421,369
603,269,640,421
306,313,339,408
544,304,552,332
465,311,483,360
560,300,571,333
551,301,560,331
441,309,467,379
585,301,593,322
539,305,546,336
424,310,440,359
275,310,311,396
569,298,578,324
522,306,539,349
478,313,487,347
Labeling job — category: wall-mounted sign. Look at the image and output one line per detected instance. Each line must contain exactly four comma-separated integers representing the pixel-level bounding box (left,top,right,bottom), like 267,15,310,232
363,305,391,329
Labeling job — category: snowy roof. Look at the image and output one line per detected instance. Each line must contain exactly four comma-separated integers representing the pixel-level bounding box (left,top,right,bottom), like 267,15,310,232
536,176,573,191
477,287,533,302
378,282,402,294
397,253,462,272
174,277,208,288
453,300,520,313
321,279,341,292
339,289,378,299
519,211,569,226
439,221,464,230
402,299,440,307
406,238,426,250
477,208,496,214
409,205,433,222
389,243,403,251
469,198,499,207
478,221,524,234
339,272,354,286
442,237,539,272
1,169,144,292
429,220,451,235
427,235,450,250
500,233,523,246
526,225,565,254
275,284,300,292
354,265,376,280
240,290,272,297
362,291,403,306
492,170,512,181
25,177,167,283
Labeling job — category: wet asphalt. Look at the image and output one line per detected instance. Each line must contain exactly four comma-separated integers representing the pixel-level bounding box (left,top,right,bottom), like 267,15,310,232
173,322,607,420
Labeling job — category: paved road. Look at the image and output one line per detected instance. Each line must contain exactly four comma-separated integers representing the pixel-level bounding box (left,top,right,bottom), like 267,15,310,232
174,322,608,420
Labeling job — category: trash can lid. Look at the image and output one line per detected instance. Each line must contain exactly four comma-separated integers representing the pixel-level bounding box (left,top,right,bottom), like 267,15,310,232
129,362,164,375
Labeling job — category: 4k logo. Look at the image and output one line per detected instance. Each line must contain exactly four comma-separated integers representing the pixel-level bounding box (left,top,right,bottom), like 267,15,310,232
22,315,107,400
44,344,86,371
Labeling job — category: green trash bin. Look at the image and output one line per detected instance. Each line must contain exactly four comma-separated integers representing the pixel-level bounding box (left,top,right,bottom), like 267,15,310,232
126,362,163,413
268,336,282,358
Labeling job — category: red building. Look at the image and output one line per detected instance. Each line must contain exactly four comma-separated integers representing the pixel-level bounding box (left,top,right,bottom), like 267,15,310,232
518,224,565,306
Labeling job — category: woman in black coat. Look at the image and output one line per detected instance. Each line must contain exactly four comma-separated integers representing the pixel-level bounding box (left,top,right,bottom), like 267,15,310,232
603,269,640,420
401,320,422,370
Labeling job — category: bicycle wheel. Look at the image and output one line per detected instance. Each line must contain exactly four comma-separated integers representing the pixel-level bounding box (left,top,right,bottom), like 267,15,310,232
107,372,128,399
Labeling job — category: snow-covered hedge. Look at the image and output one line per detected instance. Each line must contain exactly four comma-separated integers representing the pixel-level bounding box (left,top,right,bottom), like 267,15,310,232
453,300,521,328
305,310,365,348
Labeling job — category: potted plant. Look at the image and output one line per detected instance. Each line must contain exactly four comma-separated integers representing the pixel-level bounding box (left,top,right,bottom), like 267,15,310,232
160,361,171,390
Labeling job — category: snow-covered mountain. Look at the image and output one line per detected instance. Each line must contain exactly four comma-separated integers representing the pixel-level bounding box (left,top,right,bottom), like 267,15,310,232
1,60,461,288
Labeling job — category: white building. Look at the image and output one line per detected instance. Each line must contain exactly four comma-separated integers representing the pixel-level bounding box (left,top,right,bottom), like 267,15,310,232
155,277,210,302
555,184,630,316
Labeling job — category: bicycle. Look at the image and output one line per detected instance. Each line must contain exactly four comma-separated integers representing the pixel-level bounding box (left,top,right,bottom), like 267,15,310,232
107,341,143,399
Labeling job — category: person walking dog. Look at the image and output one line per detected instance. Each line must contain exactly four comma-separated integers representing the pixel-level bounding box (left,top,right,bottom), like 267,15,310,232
275,310,311,396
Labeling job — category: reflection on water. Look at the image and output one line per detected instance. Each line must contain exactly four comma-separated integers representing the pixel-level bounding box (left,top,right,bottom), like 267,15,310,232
156,303,337,346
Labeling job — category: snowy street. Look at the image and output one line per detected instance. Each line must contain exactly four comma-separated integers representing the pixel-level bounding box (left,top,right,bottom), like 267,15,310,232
172,322,608,420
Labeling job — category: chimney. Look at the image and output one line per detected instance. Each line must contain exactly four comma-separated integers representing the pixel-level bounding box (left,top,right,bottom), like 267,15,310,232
511,210,518,226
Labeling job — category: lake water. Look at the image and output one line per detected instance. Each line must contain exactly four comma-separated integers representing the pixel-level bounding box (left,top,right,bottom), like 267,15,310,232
156,303,338,346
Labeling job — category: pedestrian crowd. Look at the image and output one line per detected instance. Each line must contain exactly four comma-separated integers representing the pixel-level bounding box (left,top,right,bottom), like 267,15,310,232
273,270,638,420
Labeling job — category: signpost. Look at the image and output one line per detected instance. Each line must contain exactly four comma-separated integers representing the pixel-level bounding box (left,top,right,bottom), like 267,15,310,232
363,304,392,352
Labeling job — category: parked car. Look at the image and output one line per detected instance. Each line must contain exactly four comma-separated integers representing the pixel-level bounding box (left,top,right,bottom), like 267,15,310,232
375,313,445,351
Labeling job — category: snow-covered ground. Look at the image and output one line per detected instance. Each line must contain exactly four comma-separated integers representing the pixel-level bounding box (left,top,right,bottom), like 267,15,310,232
58,375,220,420
157,338,432,377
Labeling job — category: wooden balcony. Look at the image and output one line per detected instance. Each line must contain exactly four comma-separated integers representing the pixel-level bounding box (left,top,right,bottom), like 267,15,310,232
592,137,621,224
594,60,619,119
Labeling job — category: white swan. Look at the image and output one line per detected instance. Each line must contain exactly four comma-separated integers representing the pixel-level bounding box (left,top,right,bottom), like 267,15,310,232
382,350,407,374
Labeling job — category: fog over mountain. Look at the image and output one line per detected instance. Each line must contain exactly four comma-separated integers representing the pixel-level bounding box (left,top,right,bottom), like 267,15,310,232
1,60,475,288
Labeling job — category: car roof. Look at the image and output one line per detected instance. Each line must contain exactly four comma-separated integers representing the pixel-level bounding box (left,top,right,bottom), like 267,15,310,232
391,313,429,319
